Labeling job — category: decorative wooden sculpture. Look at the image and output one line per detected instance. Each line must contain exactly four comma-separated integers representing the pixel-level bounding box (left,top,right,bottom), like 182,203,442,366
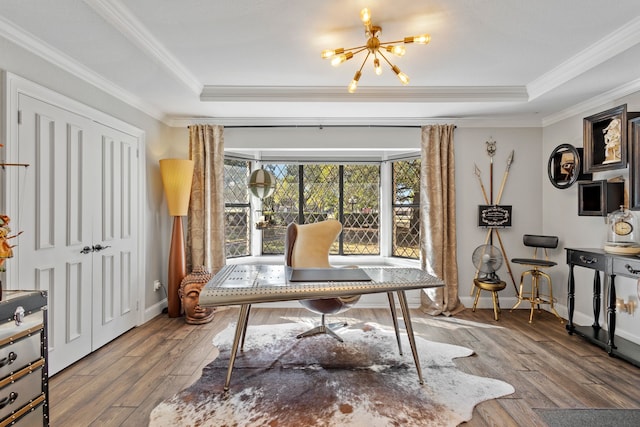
179,266,215,324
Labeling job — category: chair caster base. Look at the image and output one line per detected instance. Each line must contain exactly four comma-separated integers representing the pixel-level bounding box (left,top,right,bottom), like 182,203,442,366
296,324,344,342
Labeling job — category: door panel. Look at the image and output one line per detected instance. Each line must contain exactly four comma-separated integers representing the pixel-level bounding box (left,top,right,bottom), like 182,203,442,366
91,124,138,350
18,94,94,375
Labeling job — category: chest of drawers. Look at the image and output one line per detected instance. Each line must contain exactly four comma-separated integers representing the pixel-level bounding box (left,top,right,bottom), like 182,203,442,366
0,291,48,426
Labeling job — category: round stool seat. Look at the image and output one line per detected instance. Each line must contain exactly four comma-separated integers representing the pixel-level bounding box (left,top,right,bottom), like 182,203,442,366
473,278,506,292
511,258,557,268
472,278,507,321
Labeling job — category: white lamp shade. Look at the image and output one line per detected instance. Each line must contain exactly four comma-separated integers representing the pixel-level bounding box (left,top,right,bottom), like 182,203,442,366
160,158,194,216
248,169,276,199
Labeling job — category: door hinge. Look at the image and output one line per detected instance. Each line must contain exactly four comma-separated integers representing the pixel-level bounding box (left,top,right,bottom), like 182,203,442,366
17,110,22,125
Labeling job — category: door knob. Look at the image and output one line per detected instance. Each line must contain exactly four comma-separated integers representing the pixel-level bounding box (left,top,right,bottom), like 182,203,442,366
93,244,111,252
81,246,93,254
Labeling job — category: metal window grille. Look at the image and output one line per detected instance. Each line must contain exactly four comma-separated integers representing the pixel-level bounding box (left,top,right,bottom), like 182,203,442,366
392,158,421,259
261,163,380,255
224,159,251,258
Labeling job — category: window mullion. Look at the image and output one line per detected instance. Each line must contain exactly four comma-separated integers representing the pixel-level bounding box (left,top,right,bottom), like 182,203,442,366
338,165,344,255
298,164,304,223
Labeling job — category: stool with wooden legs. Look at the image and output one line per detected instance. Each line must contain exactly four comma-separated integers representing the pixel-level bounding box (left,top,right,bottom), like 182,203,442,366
511,234,563,323
472,278,507,321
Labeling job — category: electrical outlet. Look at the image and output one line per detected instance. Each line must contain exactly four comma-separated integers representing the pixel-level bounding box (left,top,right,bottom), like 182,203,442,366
153,280,162,291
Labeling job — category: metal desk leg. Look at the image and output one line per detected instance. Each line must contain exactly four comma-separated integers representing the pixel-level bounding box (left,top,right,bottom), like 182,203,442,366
387,292,403,355
240,304,252,350
224,304,250,392
396,290,424,385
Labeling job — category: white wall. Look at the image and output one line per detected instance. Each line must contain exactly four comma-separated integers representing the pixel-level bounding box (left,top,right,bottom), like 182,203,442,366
543,91,640,344
454,128,543,307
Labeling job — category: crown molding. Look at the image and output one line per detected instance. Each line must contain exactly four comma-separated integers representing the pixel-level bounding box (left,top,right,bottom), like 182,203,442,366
542,76,640,127
167,115,542,128
528,15,640,101
0,14,165,122
84,0,203,95
199,85,529,103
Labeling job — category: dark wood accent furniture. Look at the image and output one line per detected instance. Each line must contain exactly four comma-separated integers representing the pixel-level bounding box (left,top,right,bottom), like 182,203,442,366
577,180,624,216
566,248,640,367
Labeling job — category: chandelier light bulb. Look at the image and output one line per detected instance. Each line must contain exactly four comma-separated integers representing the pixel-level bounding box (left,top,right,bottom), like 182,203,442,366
392,65,410,85
374,58,382,75
385,45,406,57
405,34,431,44
348,70,362,93
360,8,371,25
321,48,344,59
331,52,353,66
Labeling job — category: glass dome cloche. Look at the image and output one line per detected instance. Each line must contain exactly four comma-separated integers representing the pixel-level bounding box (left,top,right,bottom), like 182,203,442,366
604,205,640,254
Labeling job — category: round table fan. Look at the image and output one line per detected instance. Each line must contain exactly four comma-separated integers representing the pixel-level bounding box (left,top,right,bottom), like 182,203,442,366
472,244,503,283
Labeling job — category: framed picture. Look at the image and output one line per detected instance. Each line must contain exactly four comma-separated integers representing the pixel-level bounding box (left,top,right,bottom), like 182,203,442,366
547,143,591,189
477,205,512,228
583,104,628,173
630,117,640,210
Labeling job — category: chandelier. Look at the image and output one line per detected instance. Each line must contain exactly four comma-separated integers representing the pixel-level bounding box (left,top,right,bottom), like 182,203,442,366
321,8,430,93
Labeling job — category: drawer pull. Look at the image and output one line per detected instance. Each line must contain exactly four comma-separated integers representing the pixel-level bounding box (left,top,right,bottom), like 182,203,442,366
625,264,640,275
579,255,597,264
0,352,17,368
0,392,18,409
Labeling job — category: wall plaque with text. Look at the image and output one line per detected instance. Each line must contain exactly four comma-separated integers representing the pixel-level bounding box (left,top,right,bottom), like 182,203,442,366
478,205,512,228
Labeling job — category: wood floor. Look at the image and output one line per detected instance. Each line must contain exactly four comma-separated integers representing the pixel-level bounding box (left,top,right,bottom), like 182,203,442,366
48,306,640,426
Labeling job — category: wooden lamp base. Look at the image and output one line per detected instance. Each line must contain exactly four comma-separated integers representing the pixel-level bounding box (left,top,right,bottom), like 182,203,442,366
168,216,187,317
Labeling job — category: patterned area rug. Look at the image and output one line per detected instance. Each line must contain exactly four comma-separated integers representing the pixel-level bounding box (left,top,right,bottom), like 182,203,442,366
149,321,514,426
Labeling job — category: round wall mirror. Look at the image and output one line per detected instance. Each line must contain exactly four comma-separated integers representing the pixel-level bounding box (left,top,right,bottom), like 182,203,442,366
548,144,582,189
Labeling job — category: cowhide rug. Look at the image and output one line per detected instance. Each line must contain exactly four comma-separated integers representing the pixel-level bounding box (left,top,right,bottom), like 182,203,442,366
149,321,514,426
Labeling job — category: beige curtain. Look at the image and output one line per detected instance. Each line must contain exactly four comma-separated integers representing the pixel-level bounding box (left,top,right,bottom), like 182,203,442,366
419,124,464,316
187,124,226,274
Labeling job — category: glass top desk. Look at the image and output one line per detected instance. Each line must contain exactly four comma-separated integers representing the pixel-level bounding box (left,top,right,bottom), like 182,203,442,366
200,264,444,391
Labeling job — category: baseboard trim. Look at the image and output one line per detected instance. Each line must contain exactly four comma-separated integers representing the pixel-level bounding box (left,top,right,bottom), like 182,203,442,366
144,300,167,323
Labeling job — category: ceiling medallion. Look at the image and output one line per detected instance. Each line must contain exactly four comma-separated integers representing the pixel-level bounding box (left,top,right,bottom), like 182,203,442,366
321,8,430,93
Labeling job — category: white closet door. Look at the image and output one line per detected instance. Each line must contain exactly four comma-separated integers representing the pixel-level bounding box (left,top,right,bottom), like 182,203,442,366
16,94,140,375
91,123,138,349
17,93,95,374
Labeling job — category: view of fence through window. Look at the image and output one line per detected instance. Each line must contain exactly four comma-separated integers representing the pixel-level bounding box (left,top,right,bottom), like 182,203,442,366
261,164,380,255
392,158,421,259
224,159,251,258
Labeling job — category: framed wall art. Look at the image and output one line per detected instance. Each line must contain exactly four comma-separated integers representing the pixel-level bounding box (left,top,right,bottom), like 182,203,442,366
583,104,628,173
547,143,591,189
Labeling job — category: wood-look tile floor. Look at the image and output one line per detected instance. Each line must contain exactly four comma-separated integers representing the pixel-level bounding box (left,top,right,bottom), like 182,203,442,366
49,307,640,426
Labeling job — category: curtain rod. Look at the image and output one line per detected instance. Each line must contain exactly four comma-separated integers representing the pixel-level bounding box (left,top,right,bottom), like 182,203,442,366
222,124,424,129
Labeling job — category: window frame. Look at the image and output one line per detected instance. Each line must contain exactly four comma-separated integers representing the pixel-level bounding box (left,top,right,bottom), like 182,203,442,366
391,157,421,260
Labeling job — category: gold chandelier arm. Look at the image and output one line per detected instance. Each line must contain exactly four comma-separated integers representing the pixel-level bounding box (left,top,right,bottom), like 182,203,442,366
377,39,406,46
357,51,371,73
377,49,409,85
377,34,431,46
343,45,369,53
376,49,396,68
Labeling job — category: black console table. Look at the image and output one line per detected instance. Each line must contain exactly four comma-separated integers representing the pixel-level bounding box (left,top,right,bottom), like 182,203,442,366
566,248,640,367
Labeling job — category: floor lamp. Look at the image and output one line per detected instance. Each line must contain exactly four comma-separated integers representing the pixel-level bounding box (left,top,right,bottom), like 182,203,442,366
160,158,194,318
